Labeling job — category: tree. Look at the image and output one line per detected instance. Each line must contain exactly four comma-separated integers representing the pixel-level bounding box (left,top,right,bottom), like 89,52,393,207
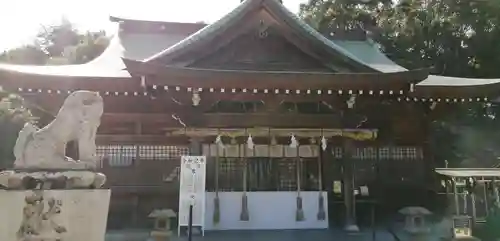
36,18,81,58
300,0,500,76
0,46,47,65
0,18,109,65
64,31,109,64
0,90,34,169
299,0,500,167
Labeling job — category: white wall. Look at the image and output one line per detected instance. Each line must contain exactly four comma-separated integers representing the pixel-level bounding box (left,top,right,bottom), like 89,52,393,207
204,191,329,230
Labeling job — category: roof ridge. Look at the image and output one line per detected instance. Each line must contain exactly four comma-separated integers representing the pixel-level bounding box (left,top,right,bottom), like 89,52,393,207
109,16,208,27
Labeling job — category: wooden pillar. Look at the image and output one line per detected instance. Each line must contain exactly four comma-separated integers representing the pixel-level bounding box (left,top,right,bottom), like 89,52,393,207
132,195,139,228
341,95,360,232
189,137,202,156
422,103,436,186
452,177,460,215
342,138,358,231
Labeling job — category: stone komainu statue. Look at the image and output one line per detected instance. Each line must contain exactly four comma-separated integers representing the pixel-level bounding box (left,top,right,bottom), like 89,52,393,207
13,91,103,170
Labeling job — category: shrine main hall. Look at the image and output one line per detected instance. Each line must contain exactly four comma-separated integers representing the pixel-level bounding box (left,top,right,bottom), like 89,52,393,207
1,0,500,232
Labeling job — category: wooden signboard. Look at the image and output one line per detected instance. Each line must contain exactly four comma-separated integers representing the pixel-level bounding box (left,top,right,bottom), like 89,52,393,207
178,156,206,236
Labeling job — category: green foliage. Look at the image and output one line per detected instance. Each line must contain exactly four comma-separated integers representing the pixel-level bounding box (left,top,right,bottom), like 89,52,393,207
0,46,47,65
0,90,34,169
299,0,500,167
481,204,500,240
0,18,109,65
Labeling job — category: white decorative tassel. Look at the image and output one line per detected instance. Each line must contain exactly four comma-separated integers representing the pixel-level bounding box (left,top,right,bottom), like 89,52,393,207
290,135,299,148
321,136,328,151
215,135,225,149
247,134,254,150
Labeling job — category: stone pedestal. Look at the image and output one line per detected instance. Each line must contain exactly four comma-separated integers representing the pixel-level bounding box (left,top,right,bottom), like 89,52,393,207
0,189,111,241
0,189,110,241
0,170,110,241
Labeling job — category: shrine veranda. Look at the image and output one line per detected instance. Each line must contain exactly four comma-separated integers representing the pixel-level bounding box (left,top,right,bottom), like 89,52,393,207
1,0,500,231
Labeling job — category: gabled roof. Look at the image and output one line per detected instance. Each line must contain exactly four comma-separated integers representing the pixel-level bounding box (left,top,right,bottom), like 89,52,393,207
142,0,405,73
0,1,499,100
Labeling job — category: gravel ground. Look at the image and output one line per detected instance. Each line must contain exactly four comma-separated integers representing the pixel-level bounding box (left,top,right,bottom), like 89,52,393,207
105,228,402,241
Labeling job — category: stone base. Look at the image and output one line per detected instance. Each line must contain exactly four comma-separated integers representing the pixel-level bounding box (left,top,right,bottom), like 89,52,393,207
344,224,360,232
0,189,110,241
0,170,106,190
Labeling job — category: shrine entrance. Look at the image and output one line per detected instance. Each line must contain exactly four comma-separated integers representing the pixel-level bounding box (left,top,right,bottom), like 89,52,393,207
326,141,429,230
326,143,378,230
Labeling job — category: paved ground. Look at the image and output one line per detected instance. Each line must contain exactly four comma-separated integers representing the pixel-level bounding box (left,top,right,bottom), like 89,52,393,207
105,229,400,241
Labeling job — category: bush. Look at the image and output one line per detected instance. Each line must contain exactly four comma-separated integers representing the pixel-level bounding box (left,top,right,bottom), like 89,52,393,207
0,91,34,169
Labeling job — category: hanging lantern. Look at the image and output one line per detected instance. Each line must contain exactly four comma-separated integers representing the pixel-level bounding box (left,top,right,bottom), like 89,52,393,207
309,137,316,145
215,135,225,149
430,101,437,110
192,91,201,106
247,134,254,150
346,94,356,109
270,136,277,145
290,135,299,148
321,136,328,151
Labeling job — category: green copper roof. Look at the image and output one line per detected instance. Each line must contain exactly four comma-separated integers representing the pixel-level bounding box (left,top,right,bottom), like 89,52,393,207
331,40,408,73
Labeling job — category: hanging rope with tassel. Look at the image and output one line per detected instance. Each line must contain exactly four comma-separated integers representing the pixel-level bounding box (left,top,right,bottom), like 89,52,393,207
213,134,223,224
240,133,252,221
292,134,305,221
317,135,326,221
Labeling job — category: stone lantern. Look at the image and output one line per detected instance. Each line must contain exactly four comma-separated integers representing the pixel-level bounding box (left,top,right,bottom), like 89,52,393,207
148,209,177,241
398,206,432,235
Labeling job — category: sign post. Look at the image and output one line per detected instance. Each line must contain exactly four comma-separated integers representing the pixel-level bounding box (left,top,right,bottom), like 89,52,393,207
178,156,206,237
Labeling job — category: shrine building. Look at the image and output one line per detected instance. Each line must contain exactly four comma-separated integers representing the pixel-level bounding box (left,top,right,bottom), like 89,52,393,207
1,0,500,232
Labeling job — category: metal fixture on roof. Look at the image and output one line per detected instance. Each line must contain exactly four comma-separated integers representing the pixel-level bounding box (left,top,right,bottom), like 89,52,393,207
430,102,437,110
346,95,356,109
258,20,269,38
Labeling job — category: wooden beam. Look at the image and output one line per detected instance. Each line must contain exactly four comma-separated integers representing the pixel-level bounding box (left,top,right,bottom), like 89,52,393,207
123,58,429,90
96,134,190,145
102,113,175,123
0,72,140,92
102,113,342,128
202,113,342,128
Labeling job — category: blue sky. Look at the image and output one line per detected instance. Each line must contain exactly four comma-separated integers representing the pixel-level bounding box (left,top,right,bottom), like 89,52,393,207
0,0,308,51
